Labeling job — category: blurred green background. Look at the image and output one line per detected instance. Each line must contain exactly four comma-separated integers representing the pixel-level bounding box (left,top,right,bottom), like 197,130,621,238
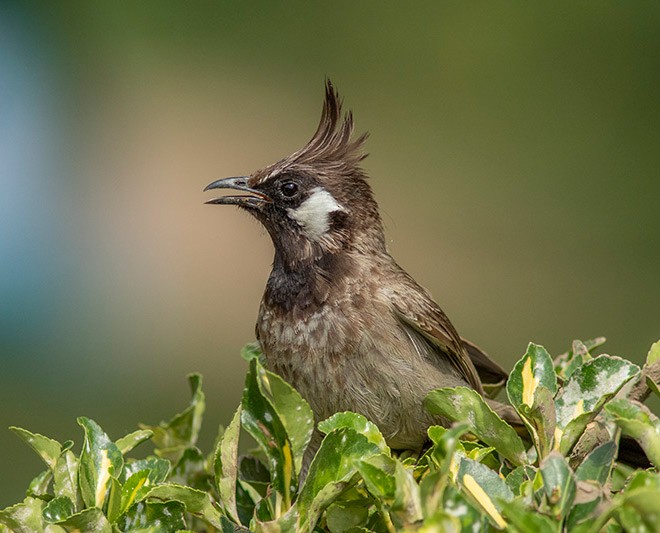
1,2,659,505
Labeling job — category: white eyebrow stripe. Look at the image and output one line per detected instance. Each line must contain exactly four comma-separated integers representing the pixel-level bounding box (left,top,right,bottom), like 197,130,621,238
287,187,344,240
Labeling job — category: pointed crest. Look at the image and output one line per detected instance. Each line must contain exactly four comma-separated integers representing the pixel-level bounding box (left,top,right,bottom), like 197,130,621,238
279,80,368,176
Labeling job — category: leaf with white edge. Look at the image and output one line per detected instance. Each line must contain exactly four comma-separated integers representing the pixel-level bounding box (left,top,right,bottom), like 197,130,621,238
356,454,396,500
118,500,186,532
556,356,640,428
77,417,124,509
647,340,660,365
53,507,112,532
319,412,389,453
0,497,44,532
241,359,297,508
214,405,241,524
540,452,576,520
119,469,151,515
115,429,153,455
26,470,51,500
53,450,78,506
42,496,74,523
143,483,222,529
169,446,207,489
458,458,512,529
140,373,205,462
9,427,61,471
605,399,660,468
255,361,315,476
556,355,640,453
507,343,557,412
297,427,381,532
575,441,616,485
392,461,423,524
517,384,556,460
120,456,170,486
425,387,527,466
555,337,606,373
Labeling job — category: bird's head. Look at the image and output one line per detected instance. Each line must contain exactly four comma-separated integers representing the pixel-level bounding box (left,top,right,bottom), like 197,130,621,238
205,81,385,267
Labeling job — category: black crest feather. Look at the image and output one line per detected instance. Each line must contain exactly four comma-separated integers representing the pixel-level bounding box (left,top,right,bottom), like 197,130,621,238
264,80,369,179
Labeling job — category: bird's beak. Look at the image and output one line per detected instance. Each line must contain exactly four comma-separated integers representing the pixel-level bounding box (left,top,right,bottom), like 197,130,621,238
204,176,271,208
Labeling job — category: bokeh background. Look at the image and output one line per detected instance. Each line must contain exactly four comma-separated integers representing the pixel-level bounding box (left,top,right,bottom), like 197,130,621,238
1,2,659,505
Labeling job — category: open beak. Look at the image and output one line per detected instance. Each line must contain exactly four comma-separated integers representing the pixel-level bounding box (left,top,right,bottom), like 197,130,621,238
203,176,271,208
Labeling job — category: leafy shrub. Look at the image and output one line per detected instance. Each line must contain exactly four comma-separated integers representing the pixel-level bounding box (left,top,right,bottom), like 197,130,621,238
1,339,659,532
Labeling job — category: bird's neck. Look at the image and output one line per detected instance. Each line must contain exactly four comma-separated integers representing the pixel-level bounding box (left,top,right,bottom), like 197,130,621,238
265,245,357,313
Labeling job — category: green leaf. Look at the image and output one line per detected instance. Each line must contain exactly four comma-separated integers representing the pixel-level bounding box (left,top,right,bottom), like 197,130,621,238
0,497,45,532
118,500,186,532
241,359,298,507
566,481,603,531
626,469,660,492
297,427,381,532
539,452,576,520
392,461,423,525
425,387,527,466
256,361,315,477
457,457,513,529
42,496,74,523
215,405,242,524
53,450,78,507
605,399,660,468
647,340,660,365
170,446,208,490
504,466,534,496
240,342,264,363
115,429,153,455
507,343,558,412
26,470,52,500
556,355,640,454
77,417,124,509
613,488,660,532
574,441,616,485
356,454,396,500
326,500,370,532
500,499,557,533
106,476,122,523
51,507,112,532
319,412,389,454
142,483,222,529
9,427,61,471
120,456,170,486
517,384,556,460
442,486,489,531
140,373,205,462
119,470,151,515
555,337,606,375
426,423,469,476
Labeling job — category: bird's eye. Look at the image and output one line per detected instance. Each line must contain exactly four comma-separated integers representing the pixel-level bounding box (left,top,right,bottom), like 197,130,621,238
280,181,299,198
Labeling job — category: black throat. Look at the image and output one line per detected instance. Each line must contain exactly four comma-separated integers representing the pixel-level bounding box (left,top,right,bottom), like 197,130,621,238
264,245,355,314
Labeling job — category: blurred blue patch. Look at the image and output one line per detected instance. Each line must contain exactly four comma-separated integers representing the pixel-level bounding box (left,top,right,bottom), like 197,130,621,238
0,4,75,355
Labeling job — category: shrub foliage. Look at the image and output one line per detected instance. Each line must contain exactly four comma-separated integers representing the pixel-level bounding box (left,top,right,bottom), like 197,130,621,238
1,339,660,532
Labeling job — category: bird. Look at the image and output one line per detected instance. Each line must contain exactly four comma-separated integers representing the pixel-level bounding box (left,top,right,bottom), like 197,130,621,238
204,80,511,454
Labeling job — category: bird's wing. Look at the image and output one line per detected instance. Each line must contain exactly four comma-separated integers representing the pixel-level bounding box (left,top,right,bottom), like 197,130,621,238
391,289,484,394
461,337,508,397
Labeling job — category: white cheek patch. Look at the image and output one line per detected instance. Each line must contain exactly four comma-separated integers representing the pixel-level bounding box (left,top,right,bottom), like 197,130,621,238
287,187,344,240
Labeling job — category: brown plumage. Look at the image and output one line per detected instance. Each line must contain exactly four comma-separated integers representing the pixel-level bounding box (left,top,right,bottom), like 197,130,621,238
205,81,509,454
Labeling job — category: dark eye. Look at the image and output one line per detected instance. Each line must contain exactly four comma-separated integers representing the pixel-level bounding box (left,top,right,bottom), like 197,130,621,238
280,181,299,198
